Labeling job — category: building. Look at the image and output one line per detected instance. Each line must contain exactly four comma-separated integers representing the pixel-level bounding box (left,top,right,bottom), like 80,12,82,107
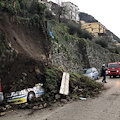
81,21,106,37
61,2,79,23
38,1,80,23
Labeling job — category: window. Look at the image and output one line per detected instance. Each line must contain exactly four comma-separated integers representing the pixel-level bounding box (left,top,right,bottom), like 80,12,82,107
108,64,118,69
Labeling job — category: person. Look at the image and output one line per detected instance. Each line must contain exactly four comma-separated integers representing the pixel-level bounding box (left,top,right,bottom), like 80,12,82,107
101,64,107,83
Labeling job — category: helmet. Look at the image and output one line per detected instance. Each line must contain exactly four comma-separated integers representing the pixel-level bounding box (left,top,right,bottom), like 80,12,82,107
102,64,105,66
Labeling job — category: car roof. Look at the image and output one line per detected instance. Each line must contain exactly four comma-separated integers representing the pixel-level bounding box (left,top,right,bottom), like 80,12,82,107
84,67,96,70
108,62,120,64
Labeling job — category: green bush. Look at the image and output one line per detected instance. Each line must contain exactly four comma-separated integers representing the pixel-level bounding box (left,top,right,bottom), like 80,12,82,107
29,1,46,18
108,48,119,54
45,68,58,88
45,9,53,20
95,37,108,48
67,23,93,40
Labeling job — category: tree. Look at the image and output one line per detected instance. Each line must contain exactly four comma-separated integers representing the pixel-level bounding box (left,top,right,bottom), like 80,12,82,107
29,1,46,19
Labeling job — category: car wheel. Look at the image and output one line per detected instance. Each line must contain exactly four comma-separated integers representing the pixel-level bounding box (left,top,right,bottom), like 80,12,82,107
27,92,35,102
109,76,111,78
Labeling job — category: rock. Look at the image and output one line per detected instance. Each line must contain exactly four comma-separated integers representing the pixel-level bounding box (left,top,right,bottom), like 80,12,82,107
0,107,6,112
0,112,6,116
78,89,83,92
48,84,55,91
35,66,41,74
22,76,26,81
73,86,79,92
40,98,44,102
60,99,67,104
29,69,33,73
5,104,12,110
51,89,57,93
53,100,56,103
19,103,28,109
33,106,39,110
55,94,61,100
66,96,71,101
22,73,27,77
39,104,43,109
43,103,47,108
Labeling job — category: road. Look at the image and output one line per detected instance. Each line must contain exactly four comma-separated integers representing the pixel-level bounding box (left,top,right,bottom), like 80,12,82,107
1,76,120,120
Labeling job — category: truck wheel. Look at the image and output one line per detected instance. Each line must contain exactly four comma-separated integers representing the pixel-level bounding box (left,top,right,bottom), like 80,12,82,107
27,92,35,102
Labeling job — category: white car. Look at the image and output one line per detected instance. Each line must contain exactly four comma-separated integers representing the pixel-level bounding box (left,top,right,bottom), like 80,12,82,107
0,92,4,104
5,83,44,104
83,67,99,80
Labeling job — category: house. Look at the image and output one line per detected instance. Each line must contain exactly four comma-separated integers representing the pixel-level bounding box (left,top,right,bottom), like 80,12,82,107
61,2,79,23
38,1,79,23
81,21,106,37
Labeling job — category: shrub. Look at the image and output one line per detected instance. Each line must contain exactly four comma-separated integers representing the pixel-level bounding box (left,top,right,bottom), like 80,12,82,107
94,37,108,48
29,1,46,18
45,68,58,88
67,23,93,40
45,9,53,20
68,23,77,35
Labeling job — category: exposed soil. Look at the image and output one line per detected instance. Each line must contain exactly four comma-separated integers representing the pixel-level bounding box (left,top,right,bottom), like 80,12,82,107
0,14,49,61
0,14,50,92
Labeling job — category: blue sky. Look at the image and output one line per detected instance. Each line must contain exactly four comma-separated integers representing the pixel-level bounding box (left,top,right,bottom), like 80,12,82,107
49,0,120,39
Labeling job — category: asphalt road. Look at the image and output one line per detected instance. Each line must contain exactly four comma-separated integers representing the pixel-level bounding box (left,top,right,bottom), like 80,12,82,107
2,76,120,120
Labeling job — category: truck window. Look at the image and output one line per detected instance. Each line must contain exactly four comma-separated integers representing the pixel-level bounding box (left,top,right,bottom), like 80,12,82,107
108,64,118,69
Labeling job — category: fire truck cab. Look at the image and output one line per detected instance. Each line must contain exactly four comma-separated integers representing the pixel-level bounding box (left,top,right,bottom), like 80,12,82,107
107,62,120,78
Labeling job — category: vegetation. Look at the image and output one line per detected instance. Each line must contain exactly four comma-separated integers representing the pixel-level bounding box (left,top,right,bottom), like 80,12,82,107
67,22,93,40
0,31,17,77
0,0,46,24
44,66,104,98
94,37,108,48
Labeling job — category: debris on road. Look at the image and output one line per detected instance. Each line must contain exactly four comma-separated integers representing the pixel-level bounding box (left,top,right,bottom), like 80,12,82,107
80,97,86,100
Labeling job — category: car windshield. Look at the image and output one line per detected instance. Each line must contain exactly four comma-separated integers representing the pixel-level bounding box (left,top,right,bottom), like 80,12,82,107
84,69,92,74
108,64,118,69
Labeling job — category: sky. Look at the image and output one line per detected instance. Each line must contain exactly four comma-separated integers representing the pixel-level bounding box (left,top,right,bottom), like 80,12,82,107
48,0,120,38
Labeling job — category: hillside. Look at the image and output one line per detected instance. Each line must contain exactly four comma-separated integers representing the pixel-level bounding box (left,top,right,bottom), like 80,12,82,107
0,0,120,112
79,12,120,42
0,14,50,92
79,12,98,23
47,20,120,74
0,14,105,111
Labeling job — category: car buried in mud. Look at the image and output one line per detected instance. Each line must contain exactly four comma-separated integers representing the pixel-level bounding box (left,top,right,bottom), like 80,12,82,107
4,83,44,104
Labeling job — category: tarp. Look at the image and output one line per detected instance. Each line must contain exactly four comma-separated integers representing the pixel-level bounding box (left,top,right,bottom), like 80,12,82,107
49,31,54,38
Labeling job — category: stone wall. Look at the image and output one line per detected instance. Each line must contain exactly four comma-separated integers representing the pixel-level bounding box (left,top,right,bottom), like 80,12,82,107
48,20,120,74
50,37,120,73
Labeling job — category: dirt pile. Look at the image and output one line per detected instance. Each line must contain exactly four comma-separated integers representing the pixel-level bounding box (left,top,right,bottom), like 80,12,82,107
0,14,50,92
2,54,46,92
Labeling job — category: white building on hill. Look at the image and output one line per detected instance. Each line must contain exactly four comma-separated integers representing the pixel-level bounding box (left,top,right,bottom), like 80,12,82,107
61,1,79,23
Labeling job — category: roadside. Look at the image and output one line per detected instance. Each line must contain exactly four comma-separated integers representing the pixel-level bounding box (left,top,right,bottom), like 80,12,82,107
2,77,119,120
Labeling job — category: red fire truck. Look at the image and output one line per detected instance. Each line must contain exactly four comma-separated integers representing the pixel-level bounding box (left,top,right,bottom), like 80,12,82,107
107,62,120,78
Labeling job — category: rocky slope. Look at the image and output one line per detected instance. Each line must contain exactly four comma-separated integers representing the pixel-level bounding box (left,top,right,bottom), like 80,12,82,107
48,20,120,73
